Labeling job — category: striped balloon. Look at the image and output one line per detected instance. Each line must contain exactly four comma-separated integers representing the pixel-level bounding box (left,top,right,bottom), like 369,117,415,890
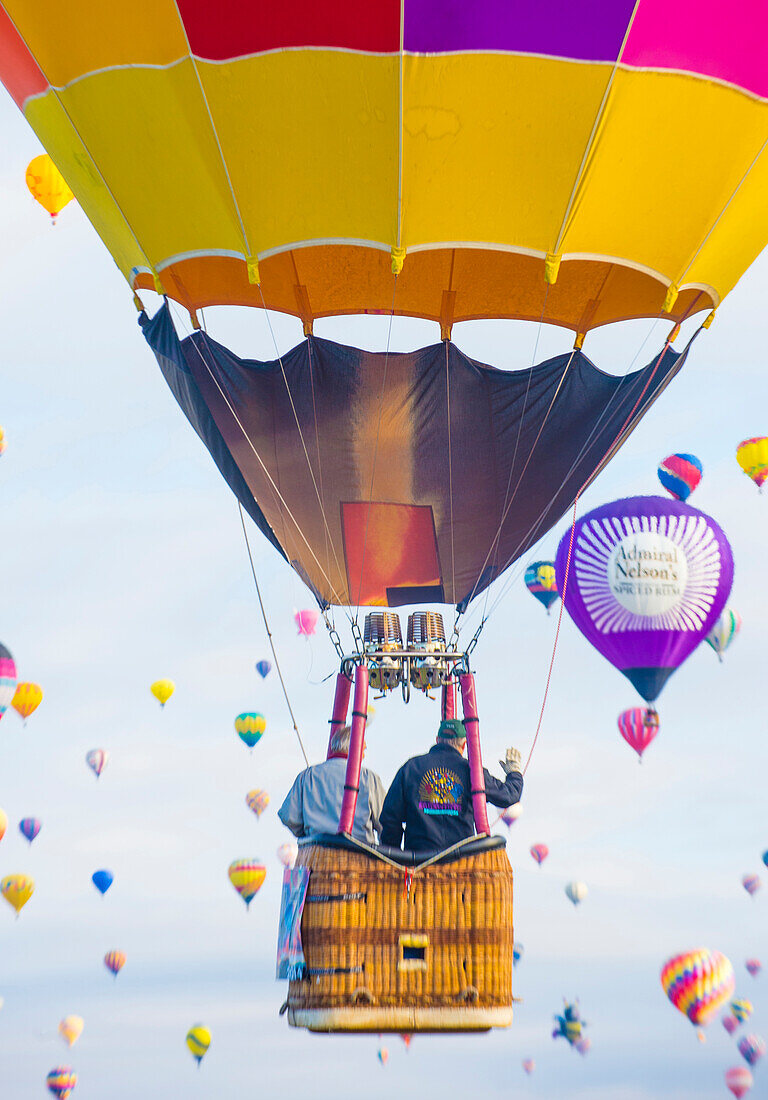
738,1035,765,1067
103,950,126,977
85,749,109,779
46,1067,77,1099
245,789,269,818
736,437,768,490
235,712,266,749
186,1024,211,1064
530,844,549,866
731,1000,754,1024
658,453,703,502
1,873,34,915
725,1066,753,1099
18,817,41,844
706,608,742,661
0,643,17,723
742,874,761,897
617,707,659,762
11,682,43,721
660,948,735,1030
524,561,560,613
228,859,266,908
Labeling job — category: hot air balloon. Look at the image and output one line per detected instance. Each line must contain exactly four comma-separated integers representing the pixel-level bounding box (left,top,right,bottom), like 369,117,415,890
738,1036,765,1067
277,842,298,869
58,1017,84,1048
501,804,523,827
660,949,735,1035
553,1001,585,1046
726,1067,753,1100
742,875,761,898
524,561,559,613
18,818,41,844
11,682,43,722
617,707,659,762
530,844,548,867
575,1037,591,1056
0,426,5,456
657,454,703,502
731,1000,753,1024
557,497,733,704
736,438,768,491
104,951,125,977
745,959,762,978
513,943,524,967
150,679,175,706
0,809,6,842
245,789,269,818
1,874,34,915
706,608,742,662
0,644,17,723
91,870,113,895
762,851,768,869
85,749,109,779
255,660,271,679
46,1067,77,1099
228,860,266,908
724,1015,739,1035
26,155,74,225
565,881,588,907
295,611,319,636
235,712,266,749
377,1048,388,1066
400,1033,412,1050
522,1060,535,1075
186,1024,211,1066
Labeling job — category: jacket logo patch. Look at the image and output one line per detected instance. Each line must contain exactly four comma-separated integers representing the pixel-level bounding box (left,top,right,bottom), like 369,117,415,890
418,767,464,816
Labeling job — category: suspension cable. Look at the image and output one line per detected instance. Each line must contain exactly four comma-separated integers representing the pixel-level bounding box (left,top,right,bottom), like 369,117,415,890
238,503,309,767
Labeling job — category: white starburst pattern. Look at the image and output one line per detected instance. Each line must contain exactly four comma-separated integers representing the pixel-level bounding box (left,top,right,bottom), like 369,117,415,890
574,513,723,633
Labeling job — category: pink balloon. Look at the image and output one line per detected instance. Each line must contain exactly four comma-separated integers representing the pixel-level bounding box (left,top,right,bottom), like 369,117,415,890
522,1059,535,1075
724,1015,739,1035
745,959,762,978
742,874,761,897
726,1067,753,1099
530,844,549,866
295,610,319,636
617,707,659,761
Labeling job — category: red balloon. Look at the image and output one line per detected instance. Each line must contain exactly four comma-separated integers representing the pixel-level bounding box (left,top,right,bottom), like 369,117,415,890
530,844,549,866
617,707,659,761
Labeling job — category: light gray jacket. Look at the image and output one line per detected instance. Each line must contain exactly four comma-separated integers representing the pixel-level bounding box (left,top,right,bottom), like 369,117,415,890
278,757,385,845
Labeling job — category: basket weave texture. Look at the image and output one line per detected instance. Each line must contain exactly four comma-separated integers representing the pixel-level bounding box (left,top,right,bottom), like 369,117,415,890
288,845,513,1011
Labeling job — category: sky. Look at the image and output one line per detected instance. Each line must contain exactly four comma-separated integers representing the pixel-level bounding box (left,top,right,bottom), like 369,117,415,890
1,84,767,1100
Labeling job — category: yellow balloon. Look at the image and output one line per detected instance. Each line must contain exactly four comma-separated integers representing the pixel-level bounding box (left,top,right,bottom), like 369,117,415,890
11,682,43,721
736,436,768,489
151,679,175,706
0,426,5,456
0,808,6,842
58,1016,84,1047
186,1024,211,1064
25,154,74,223
228,859,266,908
1,873,34,914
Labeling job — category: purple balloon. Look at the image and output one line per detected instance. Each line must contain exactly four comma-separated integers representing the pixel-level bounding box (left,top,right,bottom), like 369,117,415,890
556,496,733,702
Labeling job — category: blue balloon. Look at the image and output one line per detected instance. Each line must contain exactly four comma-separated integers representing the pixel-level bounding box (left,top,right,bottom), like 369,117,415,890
513,942,524,966
255,660,271,679
92,869,114,895
18,817,41,843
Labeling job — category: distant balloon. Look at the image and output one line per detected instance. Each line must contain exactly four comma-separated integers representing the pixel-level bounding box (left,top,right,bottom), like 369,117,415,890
617,707,659,762
724,1015,739,1035
255,660,271,679
575,1037,591,1056
228,860,266,908
565,881,588,907
26,154,74,224
522,1059,535,1075
18,818,41,844
45,1066,77,1099
524,561,560,613
0,426,5,455
657,453,703,502
377,1048,388,1066
91,870,114,895
235,712,266,749
58,1017,84,1048
742,875,761,897
0,643,17,723
736,437,768,490
400,1033,412,1049
762,851,768,869
731,1000,753,1024
277,843,298,869
706,608,742,662
85,749,109,779
1,874,34,915
530,844,549,866
501,804,523,827
553,1001,585,1046
245,790,270,818
11,682,43,721
556,496,733,704
186,1024,211,1065
0,808,6,842
295,610,319,636
738,1035,765,1067
513,943,524,967
104,950,126,977
745,959,762,978
150,679,175,706
661,949,735,1032
725,1066,753,1099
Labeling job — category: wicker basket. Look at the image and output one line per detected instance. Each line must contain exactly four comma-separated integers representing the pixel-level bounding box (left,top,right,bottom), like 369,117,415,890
287,843,514,1032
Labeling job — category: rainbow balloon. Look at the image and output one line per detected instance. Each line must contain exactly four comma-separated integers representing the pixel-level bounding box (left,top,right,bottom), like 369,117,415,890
228,859,266,908
738,1035,765,1067
245,789,270,818
731,1000,754,1024
660,948,735,1031
524,561,559,613
46,1067,77,1099
104,950,126,977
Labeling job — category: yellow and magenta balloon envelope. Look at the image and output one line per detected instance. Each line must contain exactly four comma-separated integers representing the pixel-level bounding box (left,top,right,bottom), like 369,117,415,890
1,873,34,914
11,682,43,720
228,859,266,907
186,1024,211,1063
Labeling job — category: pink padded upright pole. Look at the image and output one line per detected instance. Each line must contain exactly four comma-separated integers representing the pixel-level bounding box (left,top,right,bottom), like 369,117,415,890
441,678,456,720
459,672,490,836
326,672,352,759
337,665,369,834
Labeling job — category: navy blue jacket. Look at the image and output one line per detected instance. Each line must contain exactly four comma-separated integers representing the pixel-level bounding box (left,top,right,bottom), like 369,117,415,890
379,742,523,853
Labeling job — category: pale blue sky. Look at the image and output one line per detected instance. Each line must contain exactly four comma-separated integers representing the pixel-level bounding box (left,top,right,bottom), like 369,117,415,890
1,85,766,1099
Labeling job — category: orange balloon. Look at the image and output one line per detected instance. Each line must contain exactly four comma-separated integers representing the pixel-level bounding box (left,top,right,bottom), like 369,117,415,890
12,682,43,721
